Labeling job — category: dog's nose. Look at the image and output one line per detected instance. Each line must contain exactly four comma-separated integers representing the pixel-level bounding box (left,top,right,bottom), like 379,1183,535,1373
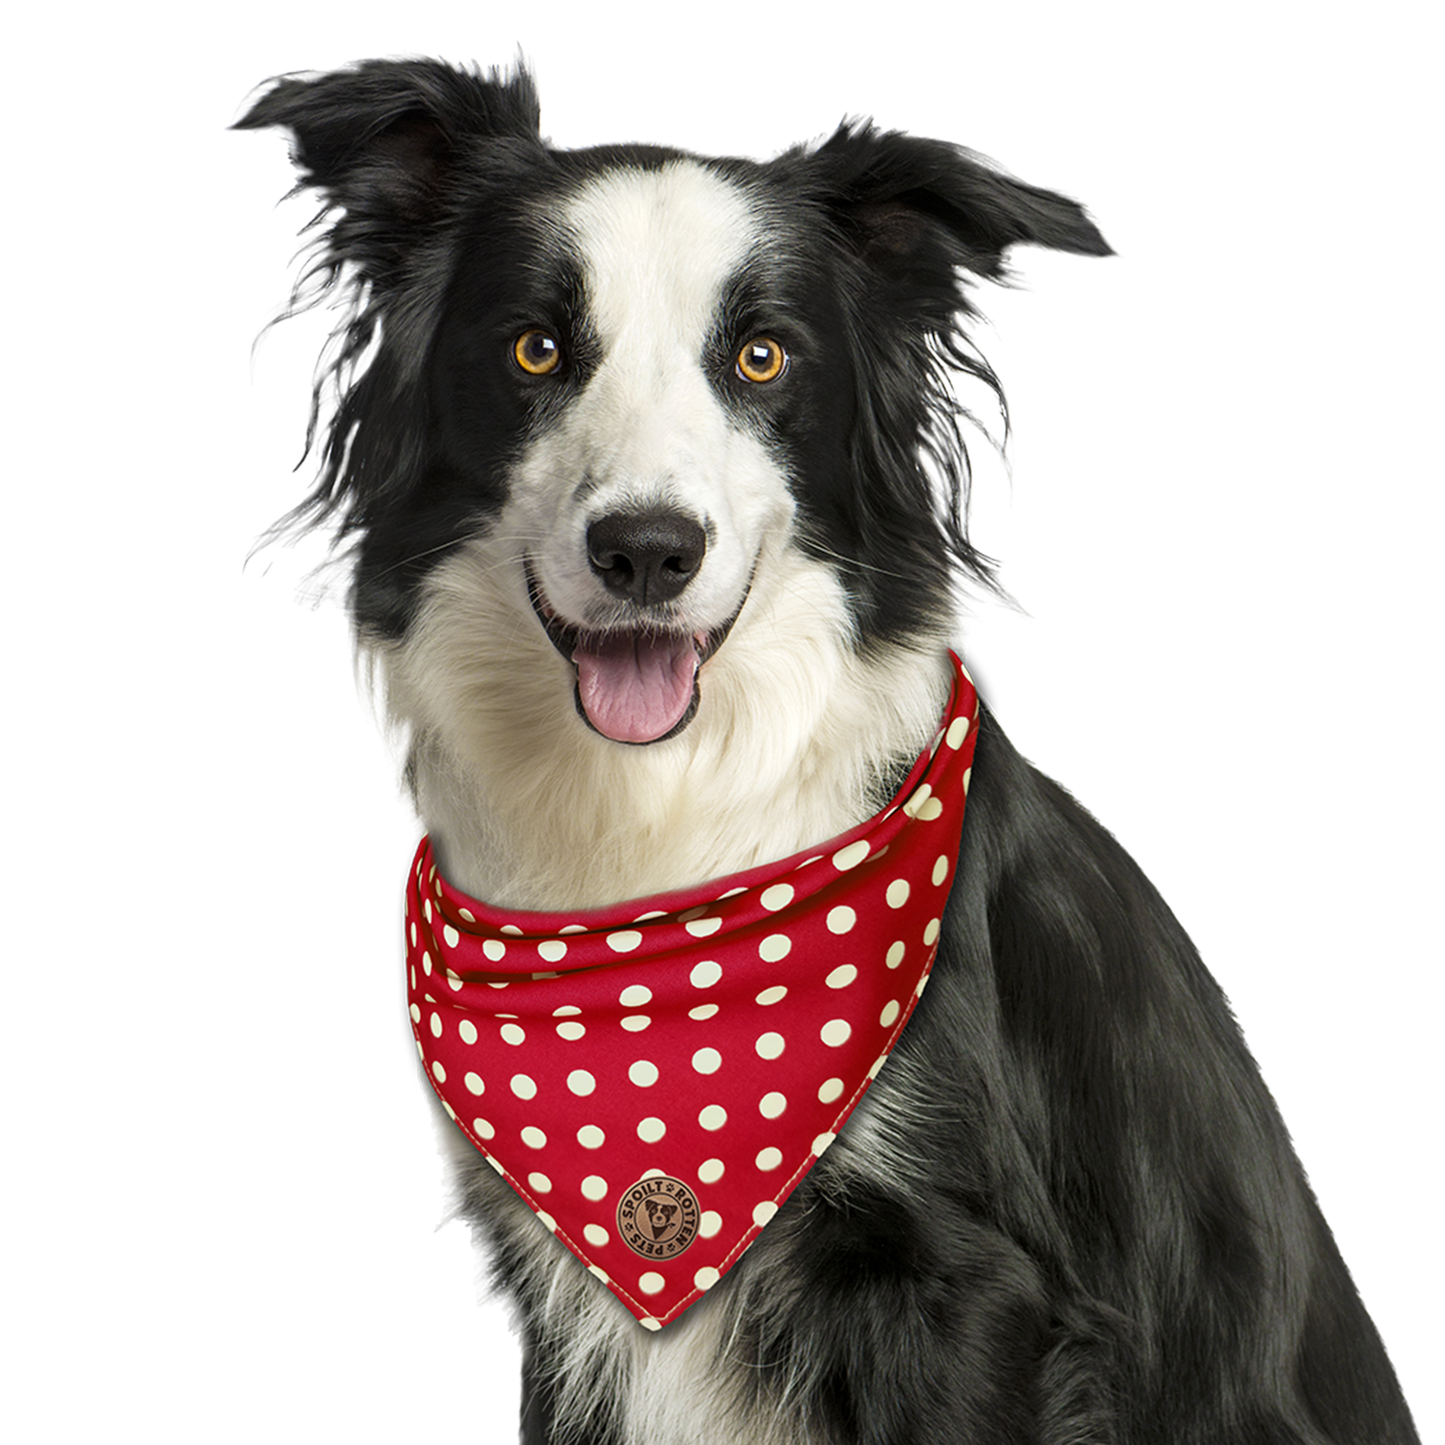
586,510,707,605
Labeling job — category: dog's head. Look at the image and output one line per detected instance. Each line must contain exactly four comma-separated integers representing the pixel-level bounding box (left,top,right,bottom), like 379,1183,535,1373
238,61,1107,748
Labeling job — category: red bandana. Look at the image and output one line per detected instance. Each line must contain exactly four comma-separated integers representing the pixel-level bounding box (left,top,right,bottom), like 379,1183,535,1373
407,653,978,1328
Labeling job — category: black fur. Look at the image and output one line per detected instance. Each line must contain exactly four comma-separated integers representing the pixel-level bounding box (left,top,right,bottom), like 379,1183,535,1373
238,59,1417,1445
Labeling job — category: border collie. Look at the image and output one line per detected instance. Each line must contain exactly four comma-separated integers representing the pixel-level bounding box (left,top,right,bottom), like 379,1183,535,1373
237,59,1418,1445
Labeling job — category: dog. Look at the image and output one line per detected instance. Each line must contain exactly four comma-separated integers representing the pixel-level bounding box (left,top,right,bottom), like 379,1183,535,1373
237,59,1418,1445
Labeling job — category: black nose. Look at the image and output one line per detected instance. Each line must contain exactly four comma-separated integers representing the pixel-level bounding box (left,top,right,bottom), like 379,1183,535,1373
586,510,707,605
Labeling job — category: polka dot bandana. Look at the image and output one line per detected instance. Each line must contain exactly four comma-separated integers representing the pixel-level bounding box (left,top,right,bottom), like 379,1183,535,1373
407,653,979,1328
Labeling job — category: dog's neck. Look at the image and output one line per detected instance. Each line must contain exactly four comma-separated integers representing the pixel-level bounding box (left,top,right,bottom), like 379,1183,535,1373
380,544,953,913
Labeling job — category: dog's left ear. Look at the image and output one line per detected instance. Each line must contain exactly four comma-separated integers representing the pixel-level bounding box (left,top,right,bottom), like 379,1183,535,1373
808,124,1111,281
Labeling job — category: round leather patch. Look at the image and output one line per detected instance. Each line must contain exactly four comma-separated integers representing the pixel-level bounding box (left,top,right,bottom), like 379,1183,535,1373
617,1176,700,1260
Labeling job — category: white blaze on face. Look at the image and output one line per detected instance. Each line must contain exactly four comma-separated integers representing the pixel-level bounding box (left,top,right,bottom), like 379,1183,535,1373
515,160,796,743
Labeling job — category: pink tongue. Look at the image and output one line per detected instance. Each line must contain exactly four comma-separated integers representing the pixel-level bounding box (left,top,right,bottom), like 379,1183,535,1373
573,632,700,743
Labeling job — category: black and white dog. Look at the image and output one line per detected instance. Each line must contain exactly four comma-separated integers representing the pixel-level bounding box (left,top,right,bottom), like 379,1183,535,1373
238,60,1417,1445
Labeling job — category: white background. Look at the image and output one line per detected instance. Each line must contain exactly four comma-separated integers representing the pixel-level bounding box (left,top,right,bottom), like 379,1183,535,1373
5,2,1439,1440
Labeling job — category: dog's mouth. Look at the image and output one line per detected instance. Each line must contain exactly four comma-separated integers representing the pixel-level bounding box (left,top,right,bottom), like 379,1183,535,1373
525,561,747,746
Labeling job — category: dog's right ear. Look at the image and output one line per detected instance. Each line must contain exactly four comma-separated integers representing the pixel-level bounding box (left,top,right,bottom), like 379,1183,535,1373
233,59,541,282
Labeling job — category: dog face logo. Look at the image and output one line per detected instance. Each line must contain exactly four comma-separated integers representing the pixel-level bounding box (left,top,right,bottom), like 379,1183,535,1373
617,1176,700,1259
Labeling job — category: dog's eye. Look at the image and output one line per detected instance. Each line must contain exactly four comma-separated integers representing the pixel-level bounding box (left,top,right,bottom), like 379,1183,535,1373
736,337,787,384
513,329,562,376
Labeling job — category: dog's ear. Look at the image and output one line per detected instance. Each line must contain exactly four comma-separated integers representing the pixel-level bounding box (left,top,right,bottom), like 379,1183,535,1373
233,59,542,280
809,124,1111,281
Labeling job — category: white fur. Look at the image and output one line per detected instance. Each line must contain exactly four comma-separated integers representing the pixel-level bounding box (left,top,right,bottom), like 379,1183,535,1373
379,158,955,1442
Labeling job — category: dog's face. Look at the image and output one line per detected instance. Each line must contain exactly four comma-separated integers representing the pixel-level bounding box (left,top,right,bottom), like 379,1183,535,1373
433,159,800,744
238,62,1107,752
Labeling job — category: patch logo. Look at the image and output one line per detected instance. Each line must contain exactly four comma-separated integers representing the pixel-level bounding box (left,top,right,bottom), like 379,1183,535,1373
617,1176,700,1260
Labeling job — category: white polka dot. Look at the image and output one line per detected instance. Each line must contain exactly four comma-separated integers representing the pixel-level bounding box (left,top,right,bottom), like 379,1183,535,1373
688,1003,719,1020
759,934,791,962
641,1168,666,1180
759,1091,787,1119
464,1072,485,1096
886,941,906,968
827,905,856,934
423,900,432,923
918,797,944,821
903,783,932,817
472,1117,494,1139
568,1070,596,1097
931,855,949,887
916,972,930,997
577,1124,605,1148
409,922,417,945
511,1073,537,1100
832,839,870,871
421,950,433,976
431,1061,447,1083
760,883,794,911
500,924,524,936
621,1015,651,1032
441,1100,456,1121
698,1157,725,1183
868,1055,887,1079
753,1201,778,1227
755,1032,785,1060
755,985,787,1006
633,910,666,922
923,917,941,945
556,1021,586,1040
459,1019,478,1045
886,878,911,909
694,1266,721,1291
589,1265,610,1283
560,924,586,934
581,1175,608,1201
962,766,972,795
946,716,969,748
409,1003,421,1024
458,908,475,923
486,1155,505,1177
527,1172,552,1194
521,1126,547,1149
718,886,747,900
880,999,901,1028
818,1077,844,1104
537,1213,556,1234
619,984,652,1007
684,916,722,937
583,1224,609,1248
699,1210,722,1238
692,1047,722,1074
690,960,722,989
629,1060,659,1087
445,968,463,992
443,924,459,948
537,939,568,963
500,1023,526,1045
410,966,416,991
639,1272,665,1295
699,1104,727,1131
812,1132,837,1157
482,939,506,962
825,964,857,989
756,1147,783,1171
639,1317,661,1331
607,930,642,953
637,1116,666,1143
821,1019,851,1047
553,1005,581,1017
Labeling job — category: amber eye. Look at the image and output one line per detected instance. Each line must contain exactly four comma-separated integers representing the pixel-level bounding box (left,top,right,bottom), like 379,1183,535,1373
736,337,787,384
513,328,562,376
